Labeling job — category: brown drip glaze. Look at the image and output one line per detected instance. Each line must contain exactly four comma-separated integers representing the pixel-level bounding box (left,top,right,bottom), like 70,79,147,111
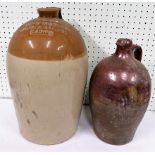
89,38,151,145
8,7,86,60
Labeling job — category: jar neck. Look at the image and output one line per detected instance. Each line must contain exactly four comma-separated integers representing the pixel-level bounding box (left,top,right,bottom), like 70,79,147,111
114,38,133,59
38,7,62,19
115,47,133,59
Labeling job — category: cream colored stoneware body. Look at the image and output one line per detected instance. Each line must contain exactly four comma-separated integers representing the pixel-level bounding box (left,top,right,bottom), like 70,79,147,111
7,53,88,144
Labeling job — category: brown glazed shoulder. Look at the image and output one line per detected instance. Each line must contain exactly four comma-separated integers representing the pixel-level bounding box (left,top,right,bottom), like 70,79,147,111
8,17,87,60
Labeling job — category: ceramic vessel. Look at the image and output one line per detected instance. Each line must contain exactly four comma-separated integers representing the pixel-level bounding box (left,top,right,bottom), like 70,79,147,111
7,7,88,145
89,38,151,145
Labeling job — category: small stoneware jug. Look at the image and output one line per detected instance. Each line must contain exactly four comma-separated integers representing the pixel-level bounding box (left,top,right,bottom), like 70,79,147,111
7,7,88,145
89,38,151,145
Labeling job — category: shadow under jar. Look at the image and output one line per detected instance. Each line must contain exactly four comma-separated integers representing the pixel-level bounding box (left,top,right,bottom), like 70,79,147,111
89,38,151,145
7,7,88,145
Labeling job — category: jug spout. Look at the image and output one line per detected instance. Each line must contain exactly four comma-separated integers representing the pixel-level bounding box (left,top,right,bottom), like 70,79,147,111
38,7,62,19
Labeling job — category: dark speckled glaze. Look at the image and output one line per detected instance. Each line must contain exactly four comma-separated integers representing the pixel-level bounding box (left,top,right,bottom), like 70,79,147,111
89,38,151,145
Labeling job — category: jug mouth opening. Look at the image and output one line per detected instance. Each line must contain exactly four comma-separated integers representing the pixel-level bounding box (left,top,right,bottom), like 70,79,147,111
38,7,62,18
116,38,132,49
38,7,61,12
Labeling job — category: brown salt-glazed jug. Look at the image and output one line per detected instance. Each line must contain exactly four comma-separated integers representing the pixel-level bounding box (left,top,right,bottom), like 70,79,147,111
89,38,151,145
7,7,88,145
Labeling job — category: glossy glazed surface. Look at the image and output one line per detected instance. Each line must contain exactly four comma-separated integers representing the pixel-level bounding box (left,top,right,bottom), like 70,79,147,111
8,7,86,60
90,38,151,145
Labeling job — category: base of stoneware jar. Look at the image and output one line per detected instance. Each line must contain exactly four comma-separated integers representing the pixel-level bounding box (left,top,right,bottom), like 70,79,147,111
20,126,77,145
94,127,134,145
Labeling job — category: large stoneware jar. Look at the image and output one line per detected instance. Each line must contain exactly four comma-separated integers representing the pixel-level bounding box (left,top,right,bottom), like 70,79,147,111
89,38,151,145
7,7,88,144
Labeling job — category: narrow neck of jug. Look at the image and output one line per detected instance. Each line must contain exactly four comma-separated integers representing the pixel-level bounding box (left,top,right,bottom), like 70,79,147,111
38,7,62,19
115,38,133,59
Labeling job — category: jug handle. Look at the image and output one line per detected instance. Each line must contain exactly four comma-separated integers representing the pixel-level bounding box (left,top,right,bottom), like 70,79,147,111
58,8,62,19
131,44,142,62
